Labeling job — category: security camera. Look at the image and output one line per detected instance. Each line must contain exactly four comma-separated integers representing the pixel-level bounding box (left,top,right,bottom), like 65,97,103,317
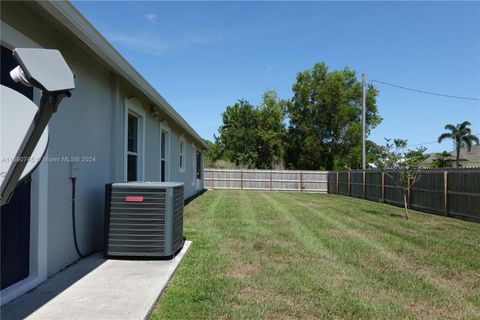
9,48,75,93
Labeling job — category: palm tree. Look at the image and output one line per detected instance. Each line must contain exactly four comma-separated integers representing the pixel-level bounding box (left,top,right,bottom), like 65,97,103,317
438,121,479,168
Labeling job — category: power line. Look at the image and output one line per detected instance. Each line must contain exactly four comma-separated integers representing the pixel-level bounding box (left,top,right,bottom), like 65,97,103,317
406,104,478,126
404,107,480,136
406,132,480,148
371,79,480,101
407,140,441,148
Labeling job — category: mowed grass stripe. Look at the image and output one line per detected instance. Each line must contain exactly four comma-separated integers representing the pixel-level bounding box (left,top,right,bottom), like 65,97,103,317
266,192,438,317
269,192,479,317
286,192,480,274
320,194,480,279
256,191,407,318
152,189,237,319
152,190,480,320
327,194,480,243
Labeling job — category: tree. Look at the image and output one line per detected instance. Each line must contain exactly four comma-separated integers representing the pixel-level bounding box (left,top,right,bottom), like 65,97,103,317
438,121,479,168
256,91,287,169
285,62,382,170
216,100,259,168
337,140,384,169
203,139,221,168
213,91,287,169
431,151,452,169
376,139,427,220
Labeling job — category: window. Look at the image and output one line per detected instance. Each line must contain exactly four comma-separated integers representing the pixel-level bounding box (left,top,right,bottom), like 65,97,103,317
127,113,139,181
124,97,145,182
191,143,196,186
161,130,168,182
196,151,202,180
179,137,185,172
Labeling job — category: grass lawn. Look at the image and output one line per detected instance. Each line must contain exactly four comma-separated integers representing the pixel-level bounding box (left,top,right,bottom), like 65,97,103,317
151,190,480,319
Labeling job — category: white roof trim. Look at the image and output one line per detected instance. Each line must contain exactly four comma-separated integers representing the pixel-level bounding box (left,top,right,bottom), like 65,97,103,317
36,1,207,149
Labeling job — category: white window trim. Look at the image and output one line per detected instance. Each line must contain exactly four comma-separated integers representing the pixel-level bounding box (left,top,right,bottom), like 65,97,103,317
179,135,185,173
196,150,203,189
160,121,171,182
191,142,196,187
124,97,145,181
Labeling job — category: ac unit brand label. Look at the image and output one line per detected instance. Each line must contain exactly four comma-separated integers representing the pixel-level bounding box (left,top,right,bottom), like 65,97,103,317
125,195,144,202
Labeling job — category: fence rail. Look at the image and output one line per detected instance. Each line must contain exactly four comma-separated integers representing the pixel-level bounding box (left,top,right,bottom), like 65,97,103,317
327,169,480,222
205,168,328,193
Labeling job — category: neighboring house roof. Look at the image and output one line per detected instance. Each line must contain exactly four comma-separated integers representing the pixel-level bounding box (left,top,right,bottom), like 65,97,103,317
36,1,208,149
455,144,480,162
425,145,480,164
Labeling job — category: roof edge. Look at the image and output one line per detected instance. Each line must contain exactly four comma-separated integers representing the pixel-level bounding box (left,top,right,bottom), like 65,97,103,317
36,1,208,149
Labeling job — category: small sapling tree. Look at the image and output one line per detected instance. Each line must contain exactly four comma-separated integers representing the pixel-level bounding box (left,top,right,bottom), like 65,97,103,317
431,151,452,169
376,139,427,219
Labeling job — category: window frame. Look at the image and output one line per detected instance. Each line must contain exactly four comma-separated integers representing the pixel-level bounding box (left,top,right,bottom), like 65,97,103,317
160,121,171,182
196,151,202,180
191,142,196,186
179,135,185,173
124,97,145,182
127,114,139,181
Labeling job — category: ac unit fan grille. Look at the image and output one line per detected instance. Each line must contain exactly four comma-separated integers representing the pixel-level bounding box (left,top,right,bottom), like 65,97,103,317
108,187,166,256
172,186,184,253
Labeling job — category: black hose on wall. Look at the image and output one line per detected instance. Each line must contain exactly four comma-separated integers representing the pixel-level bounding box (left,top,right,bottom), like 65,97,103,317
71,177,85,258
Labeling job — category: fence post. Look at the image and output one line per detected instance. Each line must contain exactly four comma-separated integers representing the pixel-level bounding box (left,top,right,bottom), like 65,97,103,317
240,170,243,190
270,170,273,191
381,171,385,202
336,172,339,194
348,171,351,196
363,170,366,199
300,171,303,192
327,173,330,194
444,170,448,216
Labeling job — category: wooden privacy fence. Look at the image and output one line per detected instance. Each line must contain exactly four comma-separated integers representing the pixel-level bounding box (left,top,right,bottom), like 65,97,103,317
205,169,328,192
327,169,480,222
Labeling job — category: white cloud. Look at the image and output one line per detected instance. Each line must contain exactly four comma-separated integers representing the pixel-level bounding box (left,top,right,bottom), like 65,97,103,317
107,31,223,55
107,33,168,54
265,62,283,72
145,13,156,23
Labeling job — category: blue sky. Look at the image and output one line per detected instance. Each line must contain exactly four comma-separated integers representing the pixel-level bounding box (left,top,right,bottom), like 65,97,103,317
73,1,479,153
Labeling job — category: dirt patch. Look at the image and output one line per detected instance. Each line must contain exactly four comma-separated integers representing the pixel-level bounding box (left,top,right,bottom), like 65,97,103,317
226,262,261,279
264,237,296,247
238,286,296,308
405,302,467,319
266,215,291,223
237,287,318,320
238,286,269,301
267,313,298,320
430,269,480,292
327,229,345,239
405,303,431,319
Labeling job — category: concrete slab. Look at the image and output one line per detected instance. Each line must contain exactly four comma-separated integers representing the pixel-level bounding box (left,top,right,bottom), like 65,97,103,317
1,241,191,320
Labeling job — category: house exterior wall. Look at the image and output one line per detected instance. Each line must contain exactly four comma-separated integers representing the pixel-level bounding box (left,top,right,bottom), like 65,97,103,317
1,1,205,299
45,52,114,271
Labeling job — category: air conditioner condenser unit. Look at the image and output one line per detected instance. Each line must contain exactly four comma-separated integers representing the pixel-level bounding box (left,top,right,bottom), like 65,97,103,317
104,182,184,259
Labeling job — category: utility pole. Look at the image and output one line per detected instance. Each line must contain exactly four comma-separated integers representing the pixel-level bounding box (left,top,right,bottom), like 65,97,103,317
362,73,366,170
